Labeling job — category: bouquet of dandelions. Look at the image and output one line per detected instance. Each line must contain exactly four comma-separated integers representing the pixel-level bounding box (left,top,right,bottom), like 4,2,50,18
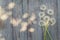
39,4,56,40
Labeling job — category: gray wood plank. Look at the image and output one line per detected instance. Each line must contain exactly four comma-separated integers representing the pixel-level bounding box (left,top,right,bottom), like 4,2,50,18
0,0,58,40
0,0,13,40
29,0,42,40
12,0,28,40
57,0,60,40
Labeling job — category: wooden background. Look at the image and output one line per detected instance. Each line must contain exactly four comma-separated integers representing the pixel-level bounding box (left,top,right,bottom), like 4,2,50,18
0,0,60,40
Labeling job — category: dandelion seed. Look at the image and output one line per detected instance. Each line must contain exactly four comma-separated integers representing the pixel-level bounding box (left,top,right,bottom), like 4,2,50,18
50,18,56,26
47,9,54,15
8,2,15,9
28,28,35,32
40,5,47,10
39,12,45,17
43,16,50,22
39,20,45,26
22,13,29,19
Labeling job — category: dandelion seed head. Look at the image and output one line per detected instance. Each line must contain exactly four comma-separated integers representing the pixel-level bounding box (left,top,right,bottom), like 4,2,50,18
43,16,50,22
50,18,56,26
39,12,45,17
47,9,54,15
39,20,45,26
40,5,47,10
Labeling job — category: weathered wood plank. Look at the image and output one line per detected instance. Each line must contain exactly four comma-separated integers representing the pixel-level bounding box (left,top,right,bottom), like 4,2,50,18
57,0,60,40
12,0,28,40
29,0,42,40
0,0,58,40
0,0,13,40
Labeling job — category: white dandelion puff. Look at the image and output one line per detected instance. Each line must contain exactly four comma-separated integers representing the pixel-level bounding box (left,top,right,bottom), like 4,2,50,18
43,16,50,22
47,9,54,15
39,12,45,17
22,13,29,19
28,28,35,32
39,20,45,26
8,2,15,9
50,18,56,26
40,5,47,10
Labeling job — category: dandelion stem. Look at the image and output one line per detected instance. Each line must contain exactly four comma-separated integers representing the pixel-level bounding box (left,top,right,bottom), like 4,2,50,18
46,30,52,40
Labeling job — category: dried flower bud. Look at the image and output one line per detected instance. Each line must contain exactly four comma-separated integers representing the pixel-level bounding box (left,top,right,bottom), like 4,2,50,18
10,18,22,26
22,13,29,19
0,14,9,21
29,13,36,22
20,26,27,32
8,2,15,9
21,22,28,27
28,28,35,32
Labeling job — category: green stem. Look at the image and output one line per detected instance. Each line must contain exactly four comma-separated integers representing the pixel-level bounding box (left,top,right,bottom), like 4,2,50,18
44,24,52,40
44,24,48,40
46,30,52,40
44,28,47,40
